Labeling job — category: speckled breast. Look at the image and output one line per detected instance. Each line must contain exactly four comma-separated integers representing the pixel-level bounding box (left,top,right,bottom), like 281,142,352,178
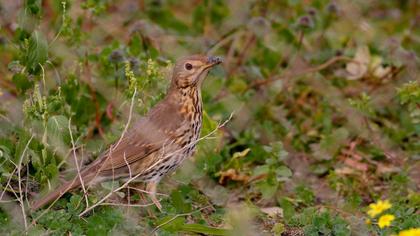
139,116,202,182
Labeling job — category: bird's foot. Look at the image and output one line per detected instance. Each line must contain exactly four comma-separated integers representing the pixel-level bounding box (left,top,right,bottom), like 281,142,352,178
146,181,163,212
150,195,163,212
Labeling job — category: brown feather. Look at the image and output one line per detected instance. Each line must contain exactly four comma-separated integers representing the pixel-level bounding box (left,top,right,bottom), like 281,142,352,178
31,55,221,210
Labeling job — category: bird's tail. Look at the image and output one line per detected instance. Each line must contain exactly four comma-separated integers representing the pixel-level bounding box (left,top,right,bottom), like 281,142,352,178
31,157,104,211
31,177,82,211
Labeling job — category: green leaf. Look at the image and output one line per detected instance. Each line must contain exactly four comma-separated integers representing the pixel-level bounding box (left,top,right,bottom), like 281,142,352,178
278,197,296,222
47,115,70,150
201,111,218,136
85,207,123,236
170,189,190,213
14,130,32,165
295,185,315,206
398,81,420,105
0,145,12,163
228,77,248,93
275,166,293,178
67,194,84,215
272,223,285,235
312,127,349,160
23,30,48,74
252,164,270,177
25,0,42,16
0,208,8,225
128,35,142,56
192,4,206,33
256,177,279,199
44,163,58,179
147,5,189,34
12,73,33,93
47,115,69,138
180,223,229,235
156,216,185,233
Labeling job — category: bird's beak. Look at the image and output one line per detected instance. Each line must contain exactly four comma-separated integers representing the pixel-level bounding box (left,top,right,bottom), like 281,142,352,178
204,56,223,69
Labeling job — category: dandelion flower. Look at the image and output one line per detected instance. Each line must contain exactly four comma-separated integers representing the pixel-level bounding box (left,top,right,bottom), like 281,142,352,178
367,199,392,217
398,228,420,236
378,214,395,228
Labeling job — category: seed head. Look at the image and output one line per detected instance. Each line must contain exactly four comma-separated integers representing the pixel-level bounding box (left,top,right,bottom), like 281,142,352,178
297,15,314,28
109,50,125,63
327,2,338,14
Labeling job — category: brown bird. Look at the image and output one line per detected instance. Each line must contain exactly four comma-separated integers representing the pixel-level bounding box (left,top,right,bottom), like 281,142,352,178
32,55,222,211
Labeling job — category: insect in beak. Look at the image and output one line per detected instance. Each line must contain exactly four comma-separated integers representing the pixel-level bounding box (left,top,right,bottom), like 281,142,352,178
204,56,223,69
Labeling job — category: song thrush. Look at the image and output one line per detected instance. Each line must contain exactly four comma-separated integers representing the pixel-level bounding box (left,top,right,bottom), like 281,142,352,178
32,55,222,211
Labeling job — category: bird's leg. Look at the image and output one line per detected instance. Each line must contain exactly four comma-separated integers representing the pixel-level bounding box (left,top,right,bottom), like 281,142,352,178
126,185,131,205
146,181,162,212
139,190,156,218
130,182,156,218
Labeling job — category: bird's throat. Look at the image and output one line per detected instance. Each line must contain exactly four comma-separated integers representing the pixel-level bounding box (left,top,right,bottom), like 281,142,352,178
176,87,203,122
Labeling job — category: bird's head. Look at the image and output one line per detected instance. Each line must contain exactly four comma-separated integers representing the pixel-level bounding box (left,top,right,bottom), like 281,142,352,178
171,55,222,89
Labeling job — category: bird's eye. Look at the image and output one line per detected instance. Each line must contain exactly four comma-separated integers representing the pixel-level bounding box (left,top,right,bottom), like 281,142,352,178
185,63,193,70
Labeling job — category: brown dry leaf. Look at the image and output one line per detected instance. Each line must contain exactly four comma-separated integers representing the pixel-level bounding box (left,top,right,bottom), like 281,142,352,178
376,163,400,174
218,168,250,184
344,158,368,172
346,46,370,80
371,56,392,78
232,148,251,159
335,167,356,175
341,149,363,161
260,207,284,218
340,140,368,172
345,46,392,80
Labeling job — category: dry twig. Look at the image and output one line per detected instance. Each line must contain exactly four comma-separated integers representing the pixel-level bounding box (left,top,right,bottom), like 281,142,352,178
247,56,355,90
68,117,89,208
14,135,34,231
78,112,234,217
151,205,212,234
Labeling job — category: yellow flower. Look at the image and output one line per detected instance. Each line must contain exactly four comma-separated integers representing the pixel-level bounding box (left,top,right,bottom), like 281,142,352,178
377,214,395,228
398,228,420,236
365,218,371,225
367,199,392,217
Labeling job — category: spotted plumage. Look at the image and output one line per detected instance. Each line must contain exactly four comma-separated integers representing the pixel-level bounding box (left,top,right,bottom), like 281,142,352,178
32,55,222,211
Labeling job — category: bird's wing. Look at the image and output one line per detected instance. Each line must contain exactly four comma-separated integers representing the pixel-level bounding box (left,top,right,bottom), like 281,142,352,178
98,119,171,170
85,98,185,175
33,101,184,210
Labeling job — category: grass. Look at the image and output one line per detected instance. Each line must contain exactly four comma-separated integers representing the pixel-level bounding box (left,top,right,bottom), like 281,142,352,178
0,0,419,235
